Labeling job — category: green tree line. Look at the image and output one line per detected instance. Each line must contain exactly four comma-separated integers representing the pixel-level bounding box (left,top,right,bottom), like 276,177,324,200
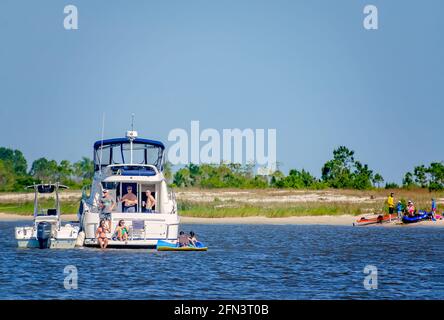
0,147,93,191
171,146,444,191
1,145,443,192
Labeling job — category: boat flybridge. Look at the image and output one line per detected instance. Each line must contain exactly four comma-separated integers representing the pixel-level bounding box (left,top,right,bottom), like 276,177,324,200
78,130,179,248
15,183,80,249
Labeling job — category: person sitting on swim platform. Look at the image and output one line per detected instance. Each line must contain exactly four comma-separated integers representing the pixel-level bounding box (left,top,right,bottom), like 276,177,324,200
115,219,129,242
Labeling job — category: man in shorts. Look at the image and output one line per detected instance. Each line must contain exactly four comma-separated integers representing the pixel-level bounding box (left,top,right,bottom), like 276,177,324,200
387,193,394,214
99,189,115,230
120,186,138,213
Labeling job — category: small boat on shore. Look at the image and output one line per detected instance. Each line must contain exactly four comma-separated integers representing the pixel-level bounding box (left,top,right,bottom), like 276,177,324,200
156,240,208,251
15,183,80,249
353,213,398,226
401,210,440,224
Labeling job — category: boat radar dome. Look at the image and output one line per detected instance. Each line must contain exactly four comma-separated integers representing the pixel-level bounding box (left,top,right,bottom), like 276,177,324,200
126,130,138,140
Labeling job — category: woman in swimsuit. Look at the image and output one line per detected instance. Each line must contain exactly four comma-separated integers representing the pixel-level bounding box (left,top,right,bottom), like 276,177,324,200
407,200,416,217
96,219,109,249
115,219,129,242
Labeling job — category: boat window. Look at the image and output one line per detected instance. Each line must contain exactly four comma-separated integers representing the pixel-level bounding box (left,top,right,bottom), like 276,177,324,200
102,182,119,191
95,145,112,169
95,143,163,170
122,144,147,165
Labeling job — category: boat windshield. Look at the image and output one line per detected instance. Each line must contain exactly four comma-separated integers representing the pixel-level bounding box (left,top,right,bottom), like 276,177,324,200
95,142,163,171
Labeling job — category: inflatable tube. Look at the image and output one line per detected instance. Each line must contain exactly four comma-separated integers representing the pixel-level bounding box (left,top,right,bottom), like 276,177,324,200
402,210,430,224
156,240,208,251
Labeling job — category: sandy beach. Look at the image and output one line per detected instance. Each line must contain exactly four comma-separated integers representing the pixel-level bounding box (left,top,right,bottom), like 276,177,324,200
2,212,444,227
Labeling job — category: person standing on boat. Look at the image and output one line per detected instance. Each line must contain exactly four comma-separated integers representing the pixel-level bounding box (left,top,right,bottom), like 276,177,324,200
143,190,156,213
120,186,138,213
99,189,115,230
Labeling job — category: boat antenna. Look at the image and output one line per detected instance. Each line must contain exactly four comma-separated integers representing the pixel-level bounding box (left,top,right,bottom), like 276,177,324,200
99,113,106,174
126,113,137,165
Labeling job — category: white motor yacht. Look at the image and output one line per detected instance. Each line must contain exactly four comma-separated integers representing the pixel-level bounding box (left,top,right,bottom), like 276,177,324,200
78,130,179,248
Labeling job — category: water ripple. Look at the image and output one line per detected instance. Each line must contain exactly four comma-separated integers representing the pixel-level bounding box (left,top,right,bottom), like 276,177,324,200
1,222,443,299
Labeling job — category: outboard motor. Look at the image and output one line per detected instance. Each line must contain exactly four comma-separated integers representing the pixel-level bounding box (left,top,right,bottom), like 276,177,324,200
37,222,52,249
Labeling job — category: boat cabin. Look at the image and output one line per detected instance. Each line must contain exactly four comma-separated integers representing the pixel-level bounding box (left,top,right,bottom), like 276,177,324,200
93,138,165,174
100,179,162,213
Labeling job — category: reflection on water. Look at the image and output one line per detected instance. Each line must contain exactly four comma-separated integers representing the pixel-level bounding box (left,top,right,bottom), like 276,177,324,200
1,221,444,299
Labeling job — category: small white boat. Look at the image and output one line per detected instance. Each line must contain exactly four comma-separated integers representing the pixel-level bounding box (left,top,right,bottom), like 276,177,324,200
15,183,80,249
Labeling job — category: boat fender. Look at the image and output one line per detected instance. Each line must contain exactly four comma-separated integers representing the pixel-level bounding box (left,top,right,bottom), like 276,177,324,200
75,231,85,247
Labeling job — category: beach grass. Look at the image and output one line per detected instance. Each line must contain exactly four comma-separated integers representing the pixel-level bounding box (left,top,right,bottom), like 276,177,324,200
1,188,443,217
0,199,79,216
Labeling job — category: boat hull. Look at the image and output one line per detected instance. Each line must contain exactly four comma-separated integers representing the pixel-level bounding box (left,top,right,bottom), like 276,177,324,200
17,238,77,249
15,224,80,249
82,212,180,248
353,214,398,226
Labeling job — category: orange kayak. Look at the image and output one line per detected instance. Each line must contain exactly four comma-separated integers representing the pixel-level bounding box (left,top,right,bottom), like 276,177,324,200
353,214,398,226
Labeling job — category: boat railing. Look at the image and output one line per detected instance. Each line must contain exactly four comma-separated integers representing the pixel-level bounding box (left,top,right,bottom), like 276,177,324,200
168,188,176,202
168,188,177,215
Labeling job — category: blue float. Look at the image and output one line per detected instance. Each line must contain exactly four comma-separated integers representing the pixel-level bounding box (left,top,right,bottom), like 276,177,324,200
402,210,432,224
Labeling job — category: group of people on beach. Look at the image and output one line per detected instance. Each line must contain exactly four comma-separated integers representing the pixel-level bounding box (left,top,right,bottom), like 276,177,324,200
386,192,437,220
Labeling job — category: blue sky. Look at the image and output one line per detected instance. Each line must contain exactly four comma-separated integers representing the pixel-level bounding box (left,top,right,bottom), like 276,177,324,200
0,0,443,183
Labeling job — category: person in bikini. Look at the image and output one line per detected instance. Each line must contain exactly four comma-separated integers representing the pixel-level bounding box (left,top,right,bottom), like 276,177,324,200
96,219,110,249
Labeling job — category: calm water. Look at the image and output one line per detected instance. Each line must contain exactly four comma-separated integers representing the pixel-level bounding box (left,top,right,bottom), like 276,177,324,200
1,221,444,300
